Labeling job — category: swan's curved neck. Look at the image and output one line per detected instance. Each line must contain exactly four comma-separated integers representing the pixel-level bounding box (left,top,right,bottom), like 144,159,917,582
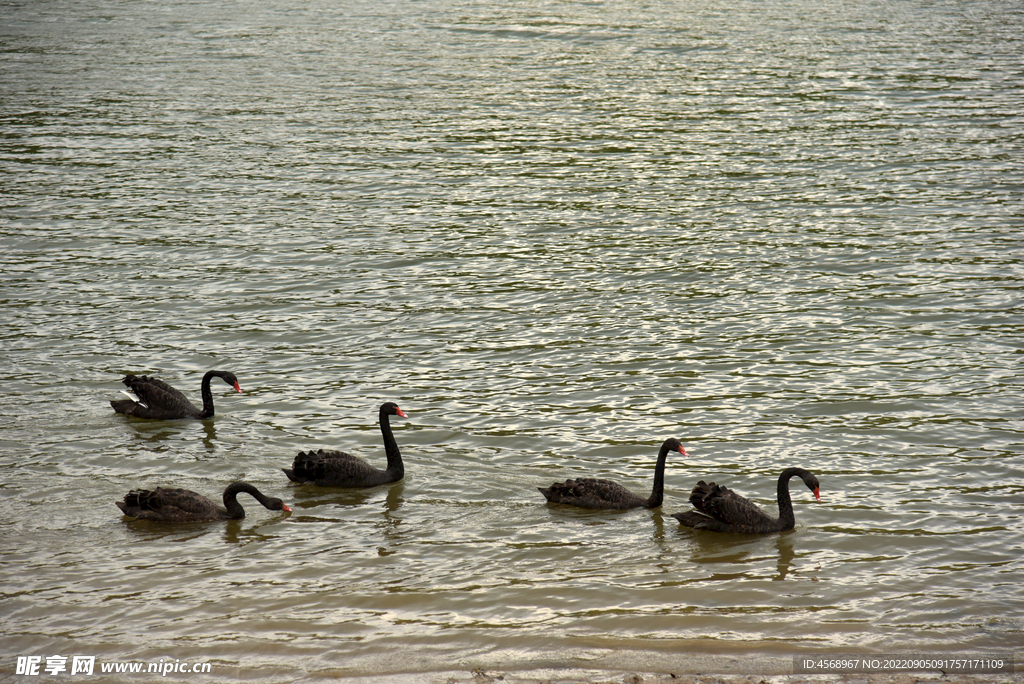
776,467,805,527
199,371,219,418
223,482,260,519
646,443,673,507
380,410,403,477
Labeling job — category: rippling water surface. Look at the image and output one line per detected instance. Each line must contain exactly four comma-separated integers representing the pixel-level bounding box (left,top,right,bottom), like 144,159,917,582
2,0,1022,679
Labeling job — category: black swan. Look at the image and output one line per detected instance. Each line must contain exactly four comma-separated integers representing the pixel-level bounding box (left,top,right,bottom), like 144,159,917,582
116,482,290,522
671,467,820,534
283,402,407,488
538,437,688,510
110,371,241,420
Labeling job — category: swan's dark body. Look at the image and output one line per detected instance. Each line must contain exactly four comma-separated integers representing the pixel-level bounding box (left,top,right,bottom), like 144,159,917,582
283,402,407,488
110,370,241,420
116,482,290,522
538,438,688,510
671,467,820,534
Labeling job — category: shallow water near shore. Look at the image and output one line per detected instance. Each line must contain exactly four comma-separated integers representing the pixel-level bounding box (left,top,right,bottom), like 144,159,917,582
1,0,1022,679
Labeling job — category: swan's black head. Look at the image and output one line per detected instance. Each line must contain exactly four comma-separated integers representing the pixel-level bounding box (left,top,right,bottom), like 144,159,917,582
213,370,242,393
663,437,688,457
380,402,407,418
269,497,291,513
802,471,821,501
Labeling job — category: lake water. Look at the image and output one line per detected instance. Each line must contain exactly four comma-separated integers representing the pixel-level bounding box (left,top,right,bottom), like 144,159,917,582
1,0,1022,680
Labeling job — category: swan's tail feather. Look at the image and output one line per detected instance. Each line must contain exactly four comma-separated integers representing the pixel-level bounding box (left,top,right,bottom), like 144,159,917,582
110,399,135,414
672,511,711,528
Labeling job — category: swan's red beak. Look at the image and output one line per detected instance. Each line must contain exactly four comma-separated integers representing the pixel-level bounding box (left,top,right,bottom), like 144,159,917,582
282,504,292,513
396,408,408,418
678,447,689,456
233,382,242,393
813,487,821,501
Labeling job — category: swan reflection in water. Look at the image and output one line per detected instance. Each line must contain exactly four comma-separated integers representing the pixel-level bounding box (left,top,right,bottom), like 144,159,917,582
680,527,802,581
284,479,406,554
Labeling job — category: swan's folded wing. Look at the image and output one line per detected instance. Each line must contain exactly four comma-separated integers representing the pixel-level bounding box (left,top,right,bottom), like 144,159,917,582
119,487,189,520
139,375,175,391
544,477,614,498
123,375,192,411
289,449,380,484
307,449,360,462
687,480,720,513
149,487,217,515
123,487,170,512
690,481,776,526
539,478,639,508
